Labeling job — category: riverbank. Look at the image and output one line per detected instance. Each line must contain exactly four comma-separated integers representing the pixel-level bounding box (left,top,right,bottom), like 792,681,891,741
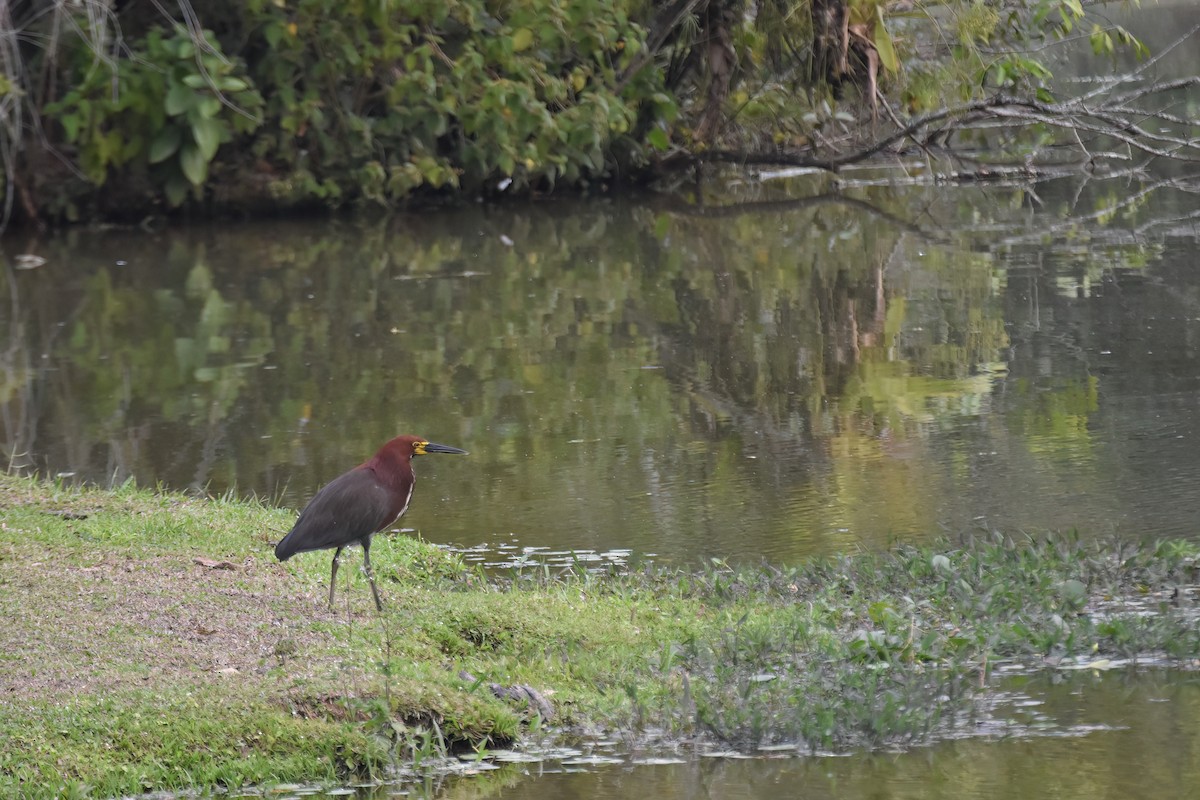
1,474,1197,796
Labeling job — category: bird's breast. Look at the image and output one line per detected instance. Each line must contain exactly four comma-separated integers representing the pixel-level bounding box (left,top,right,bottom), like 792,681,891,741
383,481,414,529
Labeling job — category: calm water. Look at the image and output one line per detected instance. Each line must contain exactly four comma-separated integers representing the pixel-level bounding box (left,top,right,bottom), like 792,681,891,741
5,172,1200,567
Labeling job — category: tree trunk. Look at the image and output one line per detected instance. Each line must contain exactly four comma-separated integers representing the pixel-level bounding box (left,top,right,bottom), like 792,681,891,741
810,0,851,91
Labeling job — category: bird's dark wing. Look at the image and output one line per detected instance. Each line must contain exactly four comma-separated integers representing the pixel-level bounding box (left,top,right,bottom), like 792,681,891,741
275,468,395,559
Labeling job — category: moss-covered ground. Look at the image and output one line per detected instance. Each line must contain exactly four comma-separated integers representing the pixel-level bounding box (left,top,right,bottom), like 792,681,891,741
2,474,1198,797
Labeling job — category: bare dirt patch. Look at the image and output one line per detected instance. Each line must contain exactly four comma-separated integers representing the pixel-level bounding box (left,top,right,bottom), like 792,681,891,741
0,540,370,707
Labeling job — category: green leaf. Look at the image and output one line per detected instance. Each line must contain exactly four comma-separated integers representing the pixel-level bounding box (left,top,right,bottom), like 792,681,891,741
165,84,193,116
122,133,145,162
164,174,189,206
646,127,669,151
197,95,222,119
1058,8,1074,34
1056,579,1087,609
179,142,208,186
60,112,82,142
512,28,534,52
98,130,124,167
263,21,284,49
182,74,207,89
191,116,222,160
874,9,899,73
148,125,182,164
201,55,225,76
219,77,248,92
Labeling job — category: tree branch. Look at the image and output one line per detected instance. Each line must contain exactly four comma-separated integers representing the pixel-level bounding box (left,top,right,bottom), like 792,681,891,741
687,78,1200,179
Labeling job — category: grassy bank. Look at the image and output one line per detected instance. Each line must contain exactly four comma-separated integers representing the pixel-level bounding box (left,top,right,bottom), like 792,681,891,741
2,474,1198,796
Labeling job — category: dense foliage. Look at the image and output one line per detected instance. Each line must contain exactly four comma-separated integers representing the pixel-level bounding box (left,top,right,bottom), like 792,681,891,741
1,0,1146,224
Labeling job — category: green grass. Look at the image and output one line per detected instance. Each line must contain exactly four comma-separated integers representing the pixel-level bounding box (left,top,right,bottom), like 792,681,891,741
0,689,383,794
2,473,1199,796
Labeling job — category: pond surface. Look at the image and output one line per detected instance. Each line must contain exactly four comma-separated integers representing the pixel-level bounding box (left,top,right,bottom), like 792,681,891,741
5,168,1200,567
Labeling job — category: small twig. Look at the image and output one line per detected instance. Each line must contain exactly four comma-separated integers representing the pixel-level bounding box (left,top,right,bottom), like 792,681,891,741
1077,22,1200,103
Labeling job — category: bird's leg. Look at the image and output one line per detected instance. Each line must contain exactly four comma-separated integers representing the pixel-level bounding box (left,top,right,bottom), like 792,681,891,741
329,546,344,609
362,539,384,612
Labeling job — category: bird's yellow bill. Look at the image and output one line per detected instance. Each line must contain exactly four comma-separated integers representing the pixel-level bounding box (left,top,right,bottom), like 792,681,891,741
417,441,469,455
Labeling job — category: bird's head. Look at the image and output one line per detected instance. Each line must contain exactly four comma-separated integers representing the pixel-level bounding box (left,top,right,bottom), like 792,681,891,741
379,434,468,459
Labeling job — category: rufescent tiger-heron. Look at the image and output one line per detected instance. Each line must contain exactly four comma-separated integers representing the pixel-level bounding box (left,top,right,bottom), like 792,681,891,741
274,435,467,610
